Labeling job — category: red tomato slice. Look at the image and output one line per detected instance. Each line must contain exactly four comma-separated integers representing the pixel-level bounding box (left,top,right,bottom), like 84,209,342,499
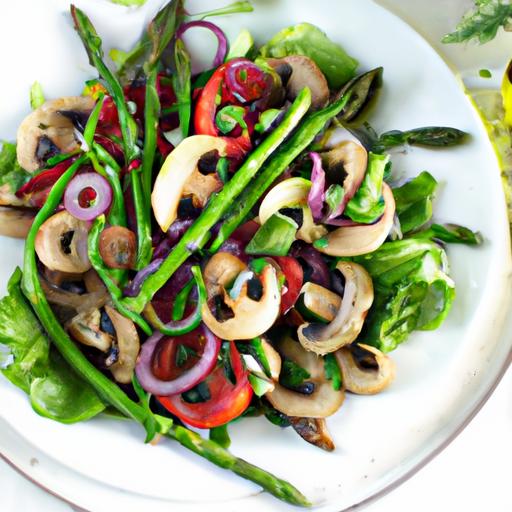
157,341,252,429
274,256,304,314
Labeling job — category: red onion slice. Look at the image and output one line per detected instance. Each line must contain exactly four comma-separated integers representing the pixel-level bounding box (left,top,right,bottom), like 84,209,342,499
225,58,272,103
307,152,326,222
124,258,164,297
64,173,112,221
135,324,221,396
177,20,228,68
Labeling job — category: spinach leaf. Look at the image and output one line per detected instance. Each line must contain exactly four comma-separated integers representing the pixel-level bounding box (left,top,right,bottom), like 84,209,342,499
246,212,298,256
259,23,358,88
0,269,105,423
209,424,231,449
392,171,437,234
279,359,310,389
323,353,342,391
355,239,455,352
0,142,31,192
344,152,388,224
414,223,483,245
443,0,512,44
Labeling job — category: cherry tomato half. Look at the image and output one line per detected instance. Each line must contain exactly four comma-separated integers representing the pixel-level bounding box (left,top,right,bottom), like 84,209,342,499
157,341,253,429
274,256,304,314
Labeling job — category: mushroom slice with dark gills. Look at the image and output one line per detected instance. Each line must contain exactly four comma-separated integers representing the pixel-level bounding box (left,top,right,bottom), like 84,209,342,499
16,96,95,172
267,55,329,111
335,343,395,395
104,305,140,384
266,335,344,418
201,253,281,340
298,261,373,355
67,305,140,384
35,210,91,273
0,206,36,238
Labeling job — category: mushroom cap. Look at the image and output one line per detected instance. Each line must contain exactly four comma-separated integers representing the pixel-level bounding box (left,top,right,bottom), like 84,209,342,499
35,210,91,273
201,263,281,340
17,96,95,172
298,261,373,355
152,135,228,232
317,182,396,257
334,343,395,395
268,55,329,110
67,308,113,352
266,336,345,418
0,207,36,239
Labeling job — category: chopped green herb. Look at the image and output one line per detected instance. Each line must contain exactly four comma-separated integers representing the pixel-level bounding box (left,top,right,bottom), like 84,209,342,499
323,353,342,391
279,359,311,389
29,81,45,110
216,105,247,134
479,68,492,78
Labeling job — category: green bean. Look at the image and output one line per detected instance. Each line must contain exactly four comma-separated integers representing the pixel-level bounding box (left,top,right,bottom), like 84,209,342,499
83,93,106,147
141,68,160,208
172,38,192,139
121,88,312,313
210,93,351,252
21,154,147,423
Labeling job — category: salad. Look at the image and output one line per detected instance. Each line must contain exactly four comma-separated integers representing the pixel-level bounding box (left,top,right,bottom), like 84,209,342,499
0,0,482,506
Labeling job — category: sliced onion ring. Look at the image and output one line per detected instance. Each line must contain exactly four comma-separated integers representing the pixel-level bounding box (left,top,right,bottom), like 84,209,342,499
177,20,228,68
225,58,271,103
124,258,163,297
135,324,221,396
64,173,112,221
307,152,326,222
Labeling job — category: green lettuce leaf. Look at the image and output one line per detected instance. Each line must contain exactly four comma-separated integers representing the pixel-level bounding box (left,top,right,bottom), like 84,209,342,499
354,239,455,352
392,171,438,234
344,152,388,224
0,142,31,192
246,212,298,256
0,269,105,423
259,23,358,88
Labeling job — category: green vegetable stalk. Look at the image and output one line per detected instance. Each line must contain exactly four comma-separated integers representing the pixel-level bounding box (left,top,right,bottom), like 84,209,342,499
210,93,351,252
172,38,192,139
71,5,153,269
122,88,313,313
166,426,311,507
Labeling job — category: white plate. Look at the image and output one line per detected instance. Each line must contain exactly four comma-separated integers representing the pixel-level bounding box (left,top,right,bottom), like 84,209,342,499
1,0,511,511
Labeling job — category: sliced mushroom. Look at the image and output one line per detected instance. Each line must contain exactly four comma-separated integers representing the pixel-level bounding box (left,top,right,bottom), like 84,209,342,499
152,135,228,231
266,336,344,418
334,343,395,395
201,264,281,340
67,308,113,352
258,177,327,243
321,141,368,218
0,207,36,238
203,252,247,297
17,96,95,172
288,417,335,451
300,282,341,322
35,210,91,273
298,261,373,355
105,305,140,384
316,183,396,257
268,55,329,110
99,226,137,270
182,168,223,208
0,184,25,207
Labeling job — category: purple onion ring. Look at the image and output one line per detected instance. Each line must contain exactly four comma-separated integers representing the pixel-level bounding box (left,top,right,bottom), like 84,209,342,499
177,20,228,68
135,324,221,396
307,152,326,222
64,173,112,221
124,258,163,297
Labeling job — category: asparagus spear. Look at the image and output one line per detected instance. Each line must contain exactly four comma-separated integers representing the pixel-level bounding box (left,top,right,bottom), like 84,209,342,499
167,426,311,507
210,93,351,252
372,126,468,153
122,87,313,314
19,152,311,507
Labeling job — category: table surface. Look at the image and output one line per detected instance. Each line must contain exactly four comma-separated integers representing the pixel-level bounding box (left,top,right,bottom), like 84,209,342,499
1,1,512,511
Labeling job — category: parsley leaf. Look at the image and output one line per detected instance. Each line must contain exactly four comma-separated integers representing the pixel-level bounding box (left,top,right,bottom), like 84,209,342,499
443,0,512,44
279,359,311,389
0,142,31,193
